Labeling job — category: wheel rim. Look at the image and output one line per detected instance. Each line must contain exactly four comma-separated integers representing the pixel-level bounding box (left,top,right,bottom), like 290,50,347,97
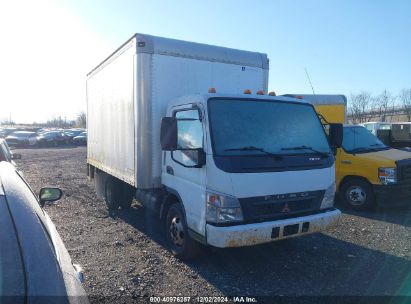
169,214,185,247
346,186,366,205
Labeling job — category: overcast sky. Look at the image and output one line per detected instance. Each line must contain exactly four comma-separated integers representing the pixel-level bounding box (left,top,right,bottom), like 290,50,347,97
1,0,410,123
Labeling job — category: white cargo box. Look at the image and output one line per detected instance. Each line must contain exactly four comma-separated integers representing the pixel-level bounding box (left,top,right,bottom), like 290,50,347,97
87,33,269,189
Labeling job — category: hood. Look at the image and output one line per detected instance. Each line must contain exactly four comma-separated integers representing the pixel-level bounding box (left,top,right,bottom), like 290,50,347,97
6,136,26,140
228,167,334,198
354,148,411,166
206,155,334,198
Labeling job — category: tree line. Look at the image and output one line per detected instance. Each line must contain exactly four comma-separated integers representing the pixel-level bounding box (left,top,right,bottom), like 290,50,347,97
0,112,86,129
348,89,411,124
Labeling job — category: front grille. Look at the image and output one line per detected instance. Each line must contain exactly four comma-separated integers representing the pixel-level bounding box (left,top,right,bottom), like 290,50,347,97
396,159,411,181
400,165,411,180
239,190,325,221
253,199,312,216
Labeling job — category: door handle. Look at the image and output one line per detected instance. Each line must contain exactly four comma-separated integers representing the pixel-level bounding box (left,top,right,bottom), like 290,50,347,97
166,166,174,175
341,160,352,165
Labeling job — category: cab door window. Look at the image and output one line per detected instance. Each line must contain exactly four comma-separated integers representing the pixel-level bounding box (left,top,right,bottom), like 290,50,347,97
172,109,203,167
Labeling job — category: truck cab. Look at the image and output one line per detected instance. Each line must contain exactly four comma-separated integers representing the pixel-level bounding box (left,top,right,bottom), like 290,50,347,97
159,92,342,257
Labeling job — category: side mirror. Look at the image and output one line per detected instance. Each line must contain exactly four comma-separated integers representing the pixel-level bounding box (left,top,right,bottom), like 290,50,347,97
11,153,21,160
329,123,343,148
160,117,177,151
39,187,63,207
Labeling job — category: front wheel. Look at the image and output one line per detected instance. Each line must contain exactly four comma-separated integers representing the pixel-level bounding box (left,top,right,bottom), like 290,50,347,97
340,179,375,211
165,203,201,260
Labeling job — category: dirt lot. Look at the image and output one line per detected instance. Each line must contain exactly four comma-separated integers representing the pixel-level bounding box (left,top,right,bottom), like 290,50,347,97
13,147,411,302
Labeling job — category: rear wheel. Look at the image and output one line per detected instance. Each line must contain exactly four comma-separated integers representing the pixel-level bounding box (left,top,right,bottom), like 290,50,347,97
104,176,134,210
165,203,201,260
340,178,375,211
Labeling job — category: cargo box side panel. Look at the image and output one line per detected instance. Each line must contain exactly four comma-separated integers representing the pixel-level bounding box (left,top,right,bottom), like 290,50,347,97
87,42,136,186
148,53,268,188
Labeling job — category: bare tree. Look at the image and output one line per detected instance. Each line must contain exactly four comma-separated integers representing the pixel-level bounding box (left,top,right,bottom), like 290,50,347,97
0,119,15,126
348,92,372,123
399,89,411,121
76,112,86,128
348,94,361,123
373,90,395,122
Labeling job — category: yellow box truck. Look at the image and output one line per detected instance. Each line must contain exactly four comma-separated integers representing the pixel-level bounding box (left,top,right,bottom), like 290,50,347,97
285,94,411,210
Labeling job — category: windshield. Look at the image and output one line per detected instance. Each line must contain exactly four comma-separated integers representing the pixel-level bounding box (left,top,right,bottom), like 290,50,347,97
208,98,331,156
342,126,388,153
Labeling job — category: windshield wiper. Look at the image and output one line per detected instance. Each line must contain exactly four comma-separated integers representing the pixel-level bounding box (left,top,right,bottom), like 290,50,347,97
224,146,283,160
280,145,329,158
349,144,387,153
347,147,370,153
370,143,388,148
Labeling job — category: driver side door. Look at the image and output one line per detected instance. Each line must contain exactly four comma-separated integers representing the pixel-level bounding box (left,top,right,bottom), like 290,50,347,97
162,104,207,236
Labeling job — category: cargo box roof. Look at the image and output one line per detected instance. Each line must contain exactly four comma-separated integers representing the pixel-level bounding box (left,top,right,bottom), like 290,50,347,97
88,33,269,76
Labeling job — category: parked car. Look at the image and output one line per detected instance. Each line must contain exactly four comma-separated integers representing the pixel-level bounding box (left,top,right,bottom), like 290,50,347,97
37,131,69,146
0,138,21,166
0,128,17,138
0,161,88,302
6,131,37,147
73,132,87,145
64,129,86,143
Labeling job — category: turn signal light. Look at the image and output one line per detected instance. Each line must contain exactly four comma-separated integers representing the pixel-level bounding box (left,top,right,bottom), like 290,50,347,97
268,91,276,96
244,89,252,94
208,87,216,93
296,95,303,99
256,90,265,95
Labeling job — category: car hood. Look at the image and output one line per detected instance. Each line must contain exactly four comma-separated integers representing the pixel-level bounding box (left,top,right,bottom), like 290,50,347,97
6,136,26,140
354,148,411,166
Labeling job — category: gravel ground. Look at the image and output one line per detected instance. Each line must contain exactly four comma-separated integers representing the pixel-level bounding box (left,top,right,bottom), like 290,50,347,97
12,146,411,302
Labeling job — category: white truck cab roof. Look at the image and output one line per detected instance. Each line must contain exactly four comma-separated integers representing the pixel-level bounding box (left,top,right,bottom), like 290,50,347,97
166,93,310,109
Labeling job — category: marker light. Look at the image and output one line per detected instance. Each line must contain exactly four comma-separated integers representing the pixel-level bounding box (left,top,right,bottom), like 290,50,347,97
296,95,304,99
268,91,276,96
208,87,216,93
243,89,252,94
256,90,265,95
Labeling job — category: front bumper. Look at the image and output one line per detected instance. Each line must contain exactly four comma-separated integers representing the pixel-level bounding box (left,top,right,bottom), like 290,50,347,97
206,209,341,248
373,182,411,206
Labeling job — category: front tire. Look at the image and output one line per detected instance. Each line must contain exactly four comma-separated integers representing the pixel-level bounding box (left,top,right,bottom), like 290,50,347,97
340,178,375,211
165,203,201,260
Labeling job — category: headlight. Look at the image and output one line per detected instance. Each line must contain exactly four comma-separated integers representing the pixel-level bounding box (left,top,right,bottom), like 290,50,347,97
320,182,336,209
378,167,397,184
206,191,243,224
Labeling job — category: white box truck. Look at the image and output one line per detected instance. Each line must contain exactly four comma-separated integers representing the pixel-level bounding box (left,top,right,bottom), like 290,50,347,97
87,34,342,259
